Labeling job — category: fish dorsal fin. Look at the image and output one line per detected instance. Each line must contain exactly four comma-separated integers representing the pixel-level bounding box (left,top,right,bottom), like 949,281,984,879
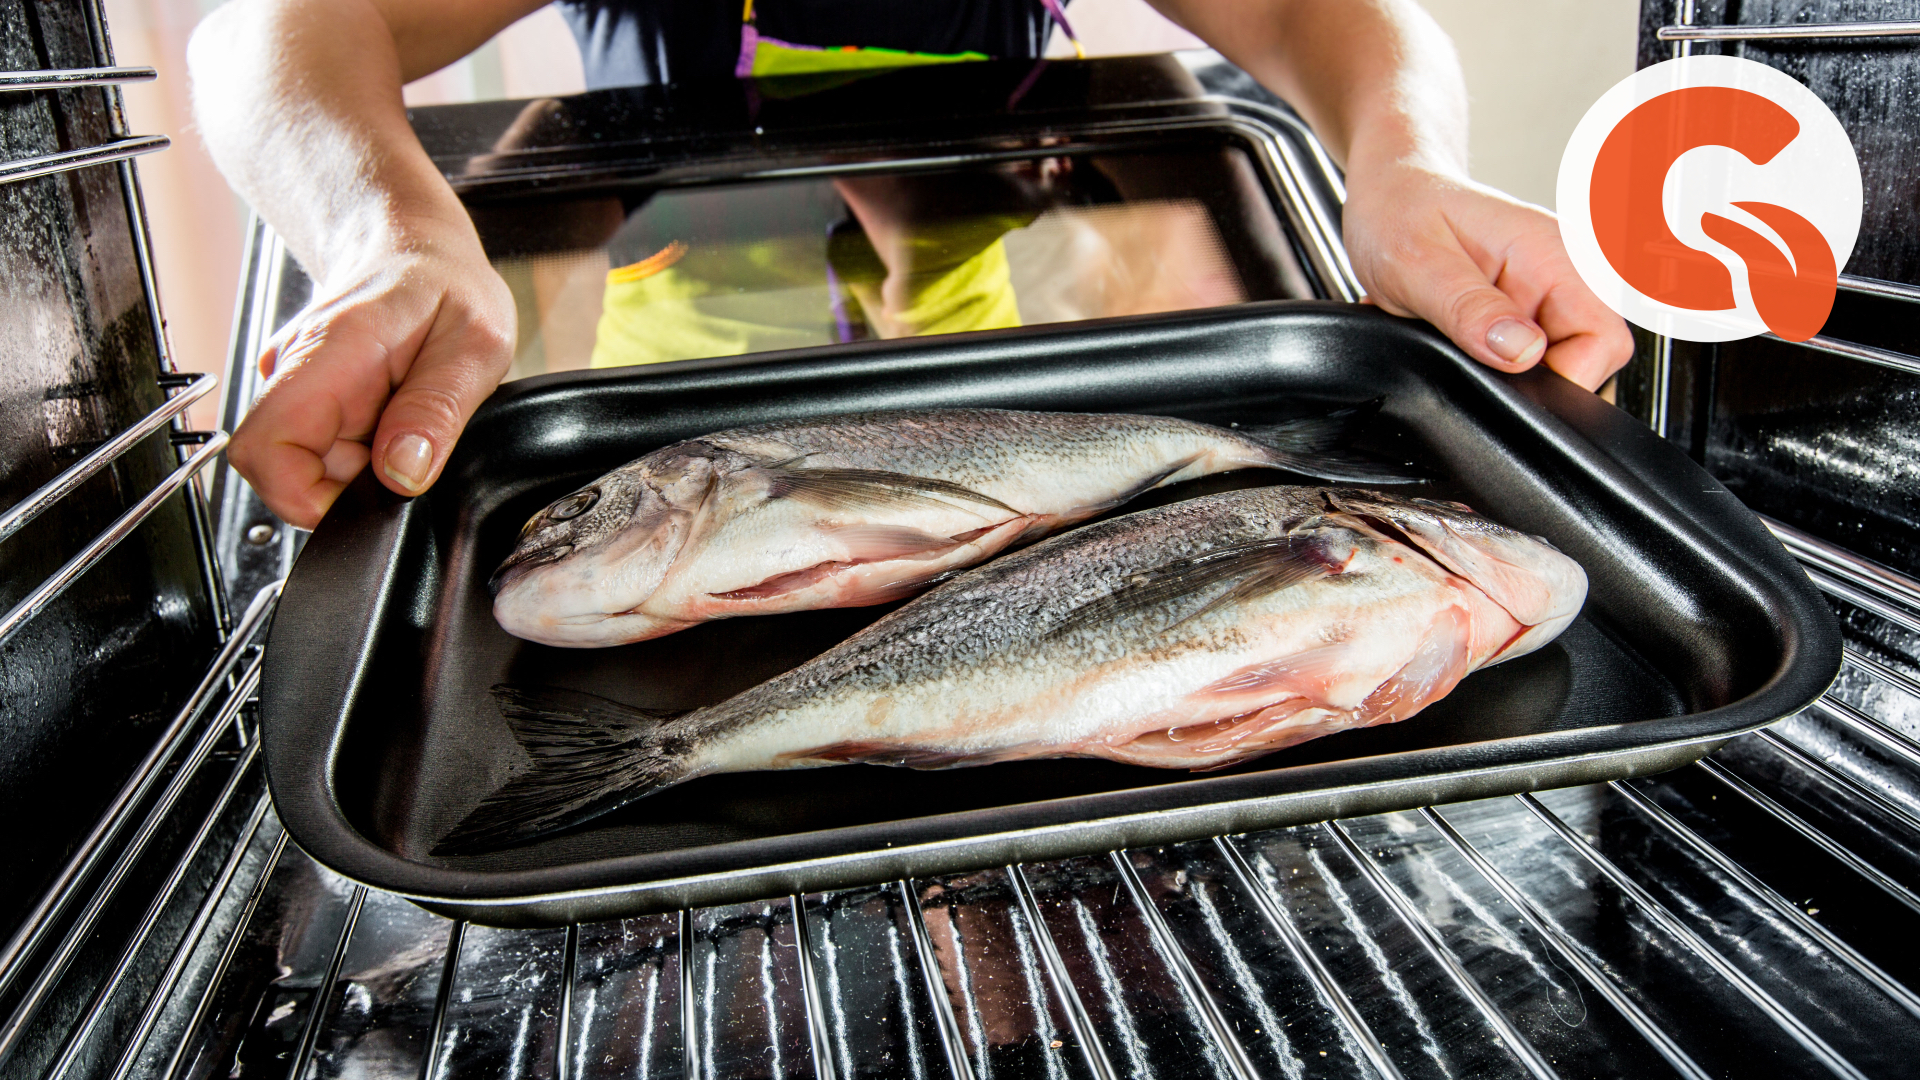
1049,534,1347,639
764,462,1017,516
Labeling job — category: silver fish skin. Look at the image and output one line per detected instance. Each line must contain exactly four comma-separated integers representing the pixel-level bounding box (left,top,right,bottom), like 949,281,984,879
490,406,1406,647
441,486,1586,853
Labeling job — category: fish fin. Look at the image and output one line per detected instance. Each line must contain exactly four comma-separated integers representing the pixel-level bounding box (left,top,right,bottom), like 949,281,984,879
1083,456,1204,512
826,523,965,560
1238,400,1424,484
786,740,1023,769
1049,535,1342,638
431,685,697,856
880,566,969,594
1355,605,1473,726
1198,643,1352,699
711,523,988,602
766,465,1017,515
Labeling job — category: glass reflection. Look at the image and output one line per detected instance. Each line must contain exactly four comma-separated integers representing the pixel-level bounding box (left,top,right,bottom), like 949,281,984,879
489,146,1294,380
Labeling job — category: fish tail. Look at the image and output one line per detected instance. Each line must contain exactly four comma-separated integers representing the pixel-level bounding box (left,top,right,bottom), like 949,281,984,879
1237,399,1422,484
431,685,698,856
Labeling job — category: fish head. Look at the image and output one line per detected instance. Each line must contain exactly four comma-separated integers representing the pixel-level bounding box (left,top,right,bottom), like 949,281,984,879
1324,490,1588,661
490,446,723,646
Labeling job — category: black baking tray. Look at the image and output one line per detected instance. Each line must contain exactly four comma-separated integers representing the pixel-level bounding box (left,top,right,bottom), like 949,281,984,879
261,302,1840,925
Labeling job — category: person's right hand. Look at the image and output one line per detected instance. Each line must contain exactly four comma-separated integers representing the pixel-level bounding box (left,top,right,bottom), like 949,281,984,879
229,223,516,530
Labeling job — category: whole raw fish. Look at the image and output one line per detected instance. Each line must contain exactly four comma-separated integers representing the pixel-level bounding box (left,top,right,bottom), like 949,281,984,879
490,406,1408,646
441,487,1585,853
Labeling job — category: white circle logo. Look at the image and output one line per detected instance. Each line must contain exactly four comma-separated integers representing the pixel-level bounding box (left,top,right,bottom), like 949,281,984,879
1557,55,1862,343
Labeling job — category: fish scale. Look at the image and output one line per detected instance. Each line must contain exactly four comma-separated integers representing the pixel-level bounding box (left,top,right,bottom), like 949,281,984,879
439,486,1587,855
489,406,1412,647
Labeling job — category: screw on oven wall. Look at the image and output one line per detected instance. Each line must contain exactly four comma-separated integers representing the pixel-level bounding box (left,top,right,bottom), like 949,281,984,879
246,523,277,545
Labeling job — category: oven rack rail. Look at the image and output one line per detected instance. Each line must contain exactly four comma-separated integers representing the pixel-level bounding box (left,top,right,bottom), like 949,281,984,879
0,44,246,1079
0,59,221,651
1658,20,1920,42
35,531,1905,1080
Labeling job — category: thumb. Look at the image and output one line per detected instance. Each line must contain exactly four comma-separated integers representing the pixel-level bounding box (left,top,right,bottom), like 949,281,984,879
1387,247,1548,375
369,298,514,497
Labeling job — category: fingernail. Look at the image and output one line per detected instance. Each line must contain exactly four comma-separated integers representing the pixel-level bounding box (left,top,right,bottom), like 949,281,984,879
384,433,434,493
1486,319,1546,365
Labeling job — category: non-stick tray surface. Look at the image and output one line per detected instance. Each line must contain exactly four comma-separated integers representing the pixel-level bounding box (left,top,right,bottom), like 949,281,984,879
262,302,1838,924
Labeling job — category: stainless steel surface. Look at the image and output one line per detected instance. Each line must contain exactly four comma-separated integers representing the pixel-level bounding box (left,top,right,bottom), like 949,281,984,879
1764,516,1920,615
0,582,276,1018
1207,104,1360,303
1770,334,1920,379
1648,335,1673,439
1839,275,1920,304
0,64,155,91
0,431,229,646
0,4,254,1072
1213,837,1402,1080
120,519,1919,1079
0,661,257,1063
23,18,1918,1078
1513,792,1867,1080
104,795,274,1080
1658,20,1920,41
0,372,215,547
786,895,837,1080
1319,821,1558,1080
41,738,265,1080
0,133,167,186
898,880,978,1080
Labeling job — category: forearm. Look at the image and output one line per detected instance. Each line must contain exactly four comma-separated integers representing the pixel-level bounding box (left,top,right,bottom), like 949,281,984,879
1148,0,1468,178
187,0,528,280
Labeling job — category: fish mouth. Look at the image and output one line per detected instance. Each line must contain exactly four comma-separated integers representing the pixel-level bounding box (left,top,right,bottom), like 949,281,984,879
488,544,573,594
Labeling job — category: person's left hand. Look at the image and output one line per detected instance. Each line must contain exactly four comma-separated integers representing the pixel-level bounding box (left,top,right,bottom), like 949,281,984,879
1340,158,1633,391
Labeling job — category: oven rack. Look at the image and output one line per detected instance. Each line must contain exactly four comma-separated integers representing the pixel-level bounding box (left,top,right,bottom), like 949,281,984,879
0,31,247,1078
1658,20,1920,42
60,531,1906,1080
11,21,1920,1079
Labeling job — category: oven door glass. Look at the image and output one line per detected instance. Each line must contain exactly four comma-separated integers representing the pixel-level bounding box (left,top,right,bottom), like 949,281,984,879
477,144,1311,380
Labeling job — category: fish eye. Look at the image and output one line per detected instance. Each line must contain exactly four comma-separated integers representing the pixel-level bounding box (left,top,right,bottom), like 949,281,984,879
548,490,598,521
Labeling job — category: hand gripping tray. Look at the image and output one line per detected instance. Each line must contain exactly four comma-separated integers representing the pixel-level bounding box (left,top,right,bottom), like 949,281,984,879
261,303,1840,926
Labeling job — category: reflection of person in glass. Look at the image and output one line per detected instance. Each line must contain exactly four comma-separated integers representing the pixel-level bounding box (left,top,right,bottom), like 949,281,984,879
587,162,1070,368
191,0,1634,530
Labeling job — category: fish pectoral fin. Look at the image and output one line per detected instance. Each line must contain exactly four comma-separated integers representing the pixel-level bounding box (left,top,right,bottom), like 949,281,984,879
764,464,1017,516
827,523,967,560
1049,534,1345,639
1197,643,1352,701
710,522,991,602
711,562,848,601
1093,701,1317,768
1355,605,1474,726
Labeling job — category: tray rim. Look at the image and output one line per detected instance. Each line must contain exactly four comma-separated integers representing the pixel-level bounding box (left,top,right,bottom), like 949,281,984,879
261,301,1841,923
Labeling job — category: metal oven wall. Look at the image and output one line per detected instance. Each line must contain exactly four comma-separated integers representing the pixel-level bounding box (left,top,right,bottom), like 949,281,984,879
0,0,220,953
1623,0,1920,573
8,6,1920,1079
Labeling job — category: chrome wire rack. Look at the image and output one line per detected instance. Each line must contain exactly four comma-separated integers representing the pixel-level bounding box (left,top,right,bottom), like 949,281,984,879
11,4,1920,1078
0,3,261,1075
94,533,1913,1080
